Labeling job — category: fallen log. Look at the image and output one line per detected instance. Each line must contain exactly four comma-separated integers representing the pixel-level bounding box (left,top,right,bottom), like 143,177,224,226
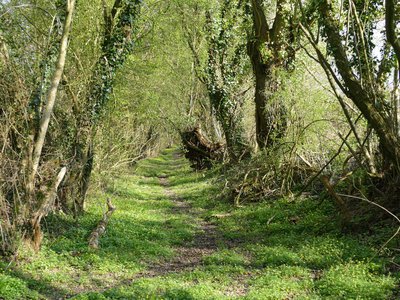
88,198,116,249
181,126,224,169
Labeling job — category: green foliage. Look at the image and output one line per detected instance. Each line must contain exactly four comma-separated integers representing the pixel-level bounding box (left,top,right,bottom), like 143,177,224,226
97,0,203,168
245,266,315,300
203,0,250,154
0,149,196,297
0,273,40,300
202,249,248,267
71,292,107,300
316,262,396,299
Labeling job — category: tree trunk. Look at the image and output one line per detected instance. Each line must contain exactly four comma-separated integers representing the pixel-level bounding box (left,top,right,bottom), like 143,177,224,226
58,0,141,215
201,8,250,161
385,0,400,67
248,0,292,150
30,167,67,251
28,0,75,187
58,136,94,215
181,126,224,169
208,90,249,161
75,143,94,213
253,64,287,149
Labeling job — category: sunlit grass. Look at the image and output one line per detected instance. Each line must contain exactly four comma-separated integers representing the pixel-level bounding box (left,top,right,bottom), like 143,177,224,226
1,148,398,299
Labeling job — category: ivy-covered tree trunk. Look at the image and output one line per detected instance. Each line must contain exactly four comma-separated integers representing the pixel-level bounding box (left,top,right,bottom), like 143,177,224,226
251,56,287,149
183,1,250,161
247,0,295,149
203,5,250,161
60,0,142,214
208,88,248,160
385,0,400,137
65,136,94,213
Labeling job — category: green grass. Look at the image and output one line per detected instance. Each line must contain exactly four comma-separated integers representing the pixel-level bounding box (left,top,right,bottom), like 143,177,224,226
1,148,399,299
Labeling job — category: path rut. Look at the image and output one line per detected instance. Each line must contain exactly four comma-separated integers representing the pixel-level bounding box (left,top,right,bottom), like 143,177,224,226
135,174,220,277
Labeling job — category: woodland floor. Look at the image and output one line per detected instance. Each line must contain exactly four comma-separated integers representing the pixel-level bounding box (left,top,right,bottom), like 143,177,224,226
1,148,399,299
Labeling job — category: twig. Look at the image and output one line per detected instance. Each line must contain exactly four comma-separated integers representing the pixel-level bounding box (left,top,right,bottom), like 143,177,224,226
296,114,363,196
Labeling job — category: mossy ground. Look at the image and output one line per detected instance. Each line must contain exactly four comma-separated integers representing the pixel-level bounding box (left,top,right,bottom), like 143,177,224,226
1,148,399,299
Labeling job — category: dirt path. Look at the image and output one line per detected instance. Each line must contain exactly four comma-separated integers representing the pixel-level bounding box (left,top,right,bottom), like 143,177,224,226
127,153,250,297
135,174,220,277
91,152,251,298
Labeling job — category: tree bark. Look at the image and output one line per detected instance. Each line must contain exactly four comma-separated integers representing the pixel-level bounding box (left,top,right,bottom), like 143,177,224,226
248,0,292,149
208,89,249,160
181,126,224,169
385,0,400,66
252,62,287,149
185,8,250,161
73,142,94,214
30,167,67,251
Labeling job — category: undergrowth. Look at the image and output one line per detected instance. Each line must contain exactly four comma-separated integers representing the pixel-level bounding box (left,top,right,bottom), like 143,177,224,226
0,148,399,299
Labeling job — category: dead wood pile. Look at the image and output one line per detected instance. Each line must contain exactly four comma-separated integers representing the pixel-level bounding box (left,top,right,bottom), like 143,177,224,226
181,127,224,169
